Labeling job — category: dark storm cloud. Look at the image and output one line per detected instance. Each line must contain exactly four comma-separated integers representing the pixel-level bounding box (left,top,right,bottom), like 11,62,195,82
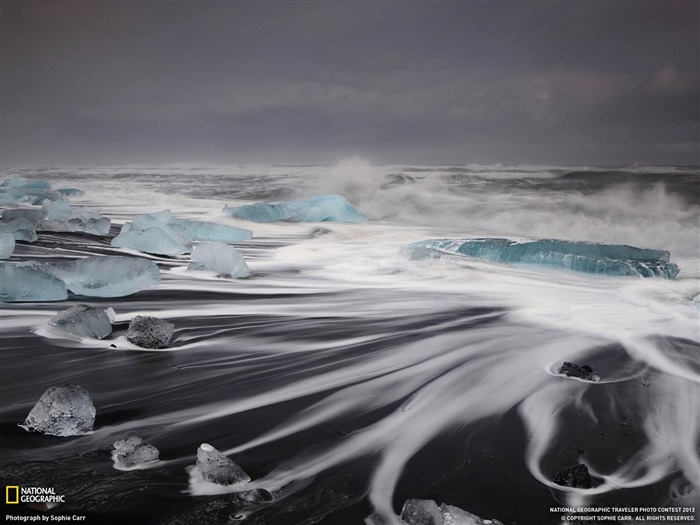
1,1,698,166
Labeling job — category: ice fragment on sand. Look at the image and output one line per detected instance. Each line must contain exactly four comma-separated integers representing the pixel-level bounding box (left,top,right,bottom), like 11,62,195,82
223,194,366,223
400,499,503,525
559,362,600,382
113,436,159,468
112,210,251,256
21,384,95,436
194,443,250,485
234,489,273,505
168,218,252,243
44,256,160,297
126,315,174,349
0,262,68,302
187,243,250,278
553,464,593,489
112,224,191,256
38,199,111,235
49,304,115,339
2,207,47,223
0,217,38,242
0,232,15,259
406,238,680,279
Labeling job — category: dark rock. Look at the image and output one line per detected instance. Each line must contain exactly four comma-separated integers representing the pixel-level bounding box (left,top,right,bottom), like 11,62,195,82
195,443,250,485
553,464,593,489
559,362,600,382
235,488,273,505
21,384,95,436
114,436,159,468
126,315,174,349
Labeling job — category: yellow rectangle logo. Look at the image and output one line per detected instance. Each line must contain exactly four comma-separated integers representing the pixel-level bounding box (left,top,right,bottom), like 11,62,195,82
5,485,19,504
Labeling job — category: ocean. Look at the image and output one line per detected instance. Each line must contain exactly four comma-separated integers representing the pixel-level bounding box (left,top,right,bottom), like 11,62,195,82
1,160,698,524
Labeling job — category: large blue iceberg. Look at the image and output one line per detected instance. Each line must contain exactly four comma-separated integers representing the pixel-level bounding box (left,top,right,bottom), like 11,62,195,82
223,194,367,223
111,210,252,256
405,238,680,279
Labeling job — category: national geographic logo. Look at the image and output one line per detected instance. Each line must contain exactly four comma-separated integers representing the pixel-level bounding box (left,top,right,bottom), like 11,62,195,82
5,485,65,504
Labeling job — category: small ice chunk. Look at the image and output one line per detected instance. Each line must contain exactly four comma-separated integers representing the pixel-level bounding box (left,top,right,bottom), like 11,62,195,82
112,224,191,256
400,499,443,525
0,231,15,259
49,304,115,339
0,262,68,302
559,362,600,382
126,315,174,349
224,194,367,223
2,208,47,223
168,218,252,243
188,243,250,278
553,464,593,489
195,443,250,485
113,436,159,467
0,217,38,242
0,191,19,206
43,256,161,297
56,188,85,197
38,199,110,235
21,384,95,436
235,489,273,505
400,500,503,525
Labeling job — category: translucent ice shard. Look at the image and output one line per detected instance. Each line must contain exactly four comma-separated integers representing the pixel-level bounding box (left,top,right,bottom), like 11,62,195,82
42,256,161,297
49,304,115,339
0,262,68,302
168,218,252,243
112,210,251,256
39,199,111,235
223,194,367,223
400,499,503,525
0,217,38,242
0,232,15,259
187,243,250,278
111,224,191,256
2,207,47,223
113,436,160,468
21,384,96,437
406,238,680,279
126,315,174,349
553,464,593,489
194,443,250,485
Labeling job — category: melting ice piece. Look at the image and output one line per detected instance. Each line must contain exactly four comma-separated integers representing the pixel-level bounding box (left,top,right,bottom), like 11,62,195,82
113,436,160,468
168,218,252,243
400,499,503,525
0,217,38,242
553,464,593,489
0,232,15,259
406,238,680,279
43,256,160,297
21,384,95,437
49,304,116,339
559,362,600,382
126,315,174,349
112,210,252,256
2,207,47,223
223,194,367,223
194,443,250,485
112,224,191,256
188,243,250,278
0,262,68,302
38,199,111,236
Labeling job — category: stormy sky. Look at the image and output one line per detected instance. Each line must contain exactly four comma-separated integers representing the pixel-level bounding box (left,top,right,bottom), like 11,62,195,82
2,1,698,166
